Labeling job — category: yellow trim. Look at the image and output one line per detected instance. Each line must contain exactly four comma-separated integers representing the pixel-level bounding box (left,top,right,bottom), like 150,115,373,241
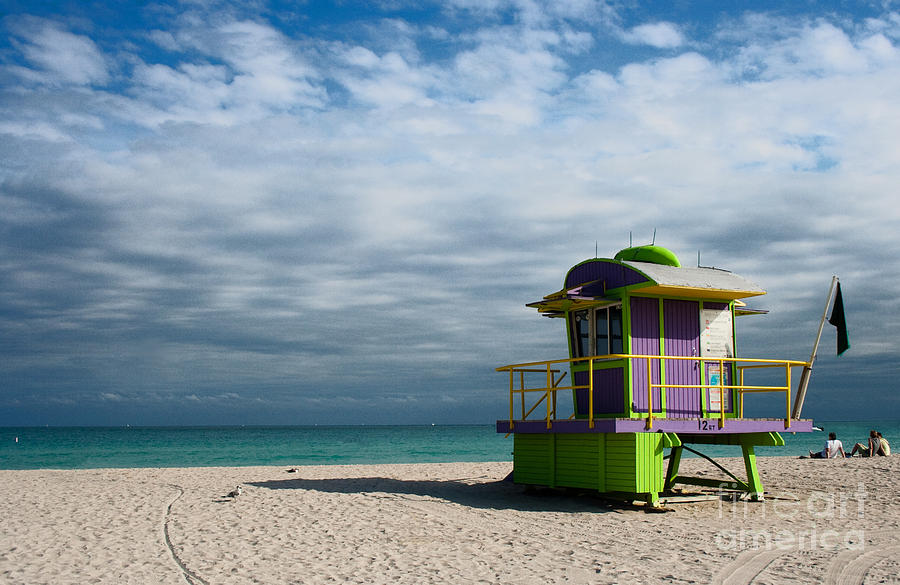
631,284,766,300
529,297,619,314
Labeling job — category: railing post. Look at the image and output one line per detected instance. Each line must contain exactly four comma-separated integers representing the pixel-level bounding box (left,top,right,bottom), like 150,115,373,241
739,367,745,418
718,358,725,429
646,357,653,430
520,370,525,422
589,358,594,429
508,369,514,430
546,363,552,429
785,364,792,429
552,382,557,420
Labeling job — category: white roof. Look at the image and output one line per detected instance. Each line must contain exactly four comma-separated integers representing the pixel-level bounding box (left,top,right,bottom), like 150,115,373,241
624,261,765,296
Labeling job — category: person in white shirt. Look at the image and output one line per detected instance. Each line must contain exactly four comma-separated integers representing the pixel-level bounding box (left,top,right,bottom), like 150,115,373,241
809,432,846,458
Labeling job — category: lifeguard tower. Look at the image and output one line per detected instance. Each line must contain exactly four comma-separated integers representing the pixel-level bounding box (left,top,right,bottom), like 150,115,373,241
496,245,814,505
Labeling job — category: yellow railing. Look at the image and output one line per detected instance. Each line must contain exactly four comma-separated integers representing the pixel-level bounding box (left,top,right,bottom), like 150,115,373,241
496,354,809,431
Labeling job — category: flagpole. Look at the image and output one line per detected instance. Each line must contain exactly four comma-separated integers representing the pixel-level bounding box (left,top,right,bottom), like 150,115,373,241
792,275,838,419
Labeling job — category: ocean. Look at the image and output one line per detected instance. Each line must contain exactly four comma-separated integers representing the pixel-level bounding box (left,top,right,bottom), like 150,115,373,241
1,421,897,470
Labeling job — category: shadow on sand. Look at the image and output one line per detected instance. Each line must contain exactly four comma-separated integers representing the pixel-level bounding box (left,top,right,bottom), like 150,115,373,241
247,474,623,514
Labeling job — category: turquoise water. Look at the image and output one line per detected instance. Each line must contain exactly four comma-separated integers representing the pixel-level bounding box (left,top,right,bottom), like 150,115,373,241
0,421,896,470
0,425,511,470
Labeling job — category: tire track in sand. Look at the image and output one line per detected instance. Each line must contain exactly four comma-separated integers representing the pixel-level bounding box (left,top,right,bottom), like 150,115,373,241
711,549,784,585
164,484,209,585
713,528,899,585
823,533,900,585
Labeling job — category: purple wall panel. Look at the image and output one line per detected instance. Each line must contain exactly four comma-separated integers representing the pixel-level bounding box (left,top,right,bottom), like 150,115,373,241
630,297,661,413
573,368,625,415
663,299,702,417
565,260,649,290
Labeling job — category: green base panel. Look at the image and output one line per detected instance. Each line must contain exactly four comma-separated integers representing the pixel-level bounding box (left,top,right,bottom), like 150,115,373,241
513,432,666,495
512,432,781,502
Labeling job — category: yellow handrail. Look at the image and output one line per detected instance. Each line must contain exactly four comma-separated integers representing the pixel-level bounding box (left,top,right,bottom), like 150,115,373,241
498,354,809,430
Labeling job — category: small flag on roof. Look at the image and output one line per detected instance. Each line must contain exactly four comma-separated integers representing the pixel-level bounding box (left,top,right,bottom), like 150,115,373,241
828,281,849,356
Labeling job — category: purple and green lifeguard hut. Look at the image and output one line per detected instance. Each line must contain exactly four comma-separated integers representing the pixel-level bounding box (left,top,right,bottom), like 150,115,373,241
496,245,814,505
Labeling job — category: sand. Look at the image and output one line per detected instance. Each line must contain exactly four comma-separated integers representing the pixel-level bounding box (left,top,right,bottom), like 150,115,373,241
1,455,898,585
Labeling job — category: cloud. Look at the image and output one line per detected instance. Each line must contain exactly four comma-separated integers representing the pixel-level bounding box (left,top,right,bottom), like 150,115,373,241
120,16,327,127
0,120,72,142
335,46,438,108
6,17,109,86
445,0,618,27
621,22,685,48
210,19,324,107
723,16,900,80
1,3,899,424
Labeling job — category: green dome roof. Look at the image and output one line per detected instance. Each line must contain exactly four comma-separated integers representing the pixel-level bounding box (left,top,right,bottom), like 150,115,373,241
613,245,681,267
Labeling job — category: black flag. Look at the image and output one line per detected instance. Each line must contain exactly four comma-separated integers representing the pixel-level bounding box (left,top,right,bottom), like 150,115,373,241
828,281,849,356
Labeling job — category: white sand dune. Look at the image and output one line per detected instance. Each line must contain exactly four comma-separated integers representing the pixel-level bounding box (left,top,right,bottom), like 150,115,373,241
2,456,898,584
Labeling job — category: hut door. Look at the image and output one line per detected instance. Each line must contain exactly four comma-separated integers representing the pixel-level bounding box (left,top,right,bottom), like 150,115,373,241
663,300,702,417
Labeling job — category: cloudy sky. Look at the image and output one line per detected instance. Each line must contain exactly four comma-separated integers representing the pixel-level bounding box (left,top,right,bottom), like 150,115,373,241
2,0,899,426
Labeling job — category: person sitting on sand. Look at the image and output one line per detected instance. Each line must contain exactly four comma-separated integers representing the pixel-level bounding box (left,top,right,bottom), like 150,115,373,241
809,432,846,458
848,430,890,457
880,433,892,456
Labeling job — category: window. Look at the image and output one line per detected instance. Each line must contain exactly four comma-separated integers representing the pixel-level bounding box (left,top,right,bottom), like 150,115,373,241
595,310,608,355
609,306,623,354
571,305,623,358
574,310,591,358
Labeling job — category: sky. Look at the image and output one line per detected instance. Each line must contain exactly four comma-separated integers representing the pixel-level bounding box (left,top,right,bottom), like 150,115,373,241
1,0,899,426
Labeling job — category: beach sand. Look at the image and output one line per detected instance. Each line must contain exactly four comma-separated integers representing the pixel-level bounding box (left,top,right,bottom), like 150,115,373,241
2,455,898,584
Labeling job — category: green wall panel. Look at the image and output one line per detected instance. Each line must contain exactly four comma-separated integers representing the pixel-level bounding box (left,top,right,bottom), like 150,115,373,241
513,434,554,486
555,434,602,489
